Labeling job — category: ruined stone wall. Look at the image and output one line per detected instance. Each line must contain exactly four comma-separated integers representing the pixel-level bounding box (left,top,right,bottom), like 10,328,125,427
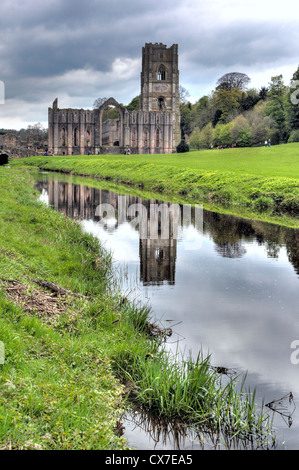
48,43,180,156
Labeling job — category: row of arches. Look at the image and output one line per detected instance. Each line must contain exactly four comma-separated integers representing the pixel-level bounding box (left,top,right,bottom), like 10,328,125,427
130,128,162,148
59,126,163,149
60,128,91,147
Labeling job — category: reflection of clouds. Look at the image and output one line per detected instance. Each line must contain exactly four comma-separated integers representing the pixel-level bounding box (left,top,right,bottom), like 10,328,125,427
81,219,140,264
39,188,49,205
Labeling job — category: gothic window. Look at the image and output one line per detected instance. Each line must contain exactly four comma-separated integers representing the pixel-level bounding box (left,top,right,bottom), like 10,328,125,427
143,129,149,148
157,65,166,81
86,130,91,147
131,128,137,147
156,128,160,147
61,127,66,147
158,97,165,111
74,127,79,146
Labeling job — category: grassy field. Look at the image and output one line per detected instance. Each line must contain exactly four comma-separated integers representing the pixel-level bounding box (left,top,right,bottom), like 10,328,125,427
0,167,275,449
11,143,299,228
88,143,299,179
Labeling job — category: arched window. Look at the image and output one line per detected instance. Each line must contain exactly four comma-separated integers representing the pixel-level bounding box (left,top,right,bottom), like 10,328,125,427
156,128,160,147
143,129,149,148
157,65,166,81
86,130,91,147
158,97,165,111
74,128,79,146
61,127,66,147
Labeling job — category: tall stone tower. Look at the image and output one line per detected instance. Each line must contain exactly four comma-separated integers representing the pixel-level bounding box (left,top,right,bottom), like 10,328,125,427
140,43,181,149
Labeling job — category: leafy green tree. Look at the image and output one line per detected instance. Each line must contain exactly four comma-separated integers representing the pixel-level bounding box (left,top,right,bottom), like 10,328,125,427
190,95,216,130
239,89,260,111
126,95,140,111
259,87,269,101
189,127,201,149
231,115,251,146
199,122,215,148
264,75,288,141
180,102,193,139
288,129,299,142
212,88,242,123
213,122,233,147
176,139,189,153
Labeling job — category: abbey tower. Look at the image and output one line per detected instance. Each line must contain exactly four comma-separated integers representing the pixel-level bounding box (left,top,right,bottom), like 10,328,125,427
140,43,181,148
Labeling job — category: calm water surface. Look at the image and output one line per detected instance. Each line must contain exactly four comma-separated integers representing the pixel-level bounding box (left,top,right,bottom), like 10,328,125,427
34,172,299,450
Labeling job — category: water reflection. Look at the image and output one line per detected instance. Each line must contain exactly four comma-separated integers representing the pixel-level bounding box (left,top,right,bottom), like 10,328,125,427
37,180,181,286
122,408,275,451
36,178,299,280
35,175,299,450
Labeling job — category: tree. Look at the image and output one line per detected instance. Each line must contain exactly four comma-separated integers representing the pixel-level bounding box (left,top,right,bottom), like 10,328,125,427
259,86,269,101
213,122,233,147
176,139,189,153
179,86,191,103
212,88,242,123
216,72,251,91
180,101,193,139
264,75,287,141
239,89,260,111
126,95,140,111
231,115,251,147
199,122,215,148
189,127,201,150
191,95,217,130
93,97,108,108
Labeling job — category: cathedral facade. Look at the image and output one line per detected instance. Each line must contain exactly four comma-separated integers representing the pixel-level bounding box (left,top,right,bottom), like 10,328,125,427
48,43,180,156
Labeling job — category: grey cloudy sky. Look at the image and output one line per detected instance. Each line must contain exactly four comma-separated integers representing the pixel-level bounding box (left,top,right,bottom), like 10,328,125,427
0,0,298,129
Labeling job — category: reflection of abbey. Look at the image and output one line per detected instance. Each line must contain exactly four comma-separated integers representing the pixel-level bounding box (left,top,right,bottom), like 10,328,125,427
48,43,180,155
36,179,178,285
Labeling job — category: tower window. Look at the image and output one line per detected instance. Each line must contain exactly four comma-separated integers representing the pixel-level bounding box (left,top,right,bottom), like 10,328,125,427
157,65,166,81
158,97,165,111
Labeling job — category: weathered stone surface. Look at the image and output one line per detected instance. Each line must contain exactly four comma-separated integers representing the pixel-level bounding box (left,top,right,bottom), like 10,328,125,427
48,43,180,155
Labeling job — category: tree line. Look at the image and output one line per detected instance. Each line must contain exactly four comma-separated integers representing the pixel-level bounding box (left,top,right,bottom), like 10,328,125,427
180,68,299,150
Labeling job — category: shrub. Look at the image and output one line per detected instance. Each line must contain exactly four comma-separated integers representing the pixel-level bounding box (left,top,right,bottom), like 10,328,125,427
176,139,189,153
288,130,299,143
279,195,299,214
253,196,274,212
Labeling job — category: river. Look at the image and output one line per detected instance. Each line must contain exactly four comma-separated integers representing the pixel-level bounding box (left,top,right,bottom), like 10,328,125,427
34,170,299,450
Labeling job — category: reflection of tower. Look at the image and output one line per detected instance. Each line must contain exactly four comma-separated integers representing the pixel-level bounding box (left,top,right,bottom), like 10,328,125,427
139,237,177,285
139,203,177,285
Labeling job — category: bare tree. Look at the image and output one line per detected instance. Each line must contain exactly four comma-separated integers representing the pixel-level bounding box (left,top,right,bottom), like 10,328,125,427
216,72,251,91
92,97,108,109
179,86,191,103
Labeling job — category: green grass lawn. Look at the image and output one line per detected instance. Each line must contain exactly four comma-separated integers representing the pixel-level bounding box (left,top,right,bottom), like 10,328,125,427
87,143,299,179
11,143,299,227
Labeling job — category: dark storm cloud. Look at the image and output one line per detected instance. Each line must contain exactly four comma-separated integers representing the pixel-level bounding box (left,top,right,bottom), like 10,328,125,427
0,0,298,128
0,0,182,81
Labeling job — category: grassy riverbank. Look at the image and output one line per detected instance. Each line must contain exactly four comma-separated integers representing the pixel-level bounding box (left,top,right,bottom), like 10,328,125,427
0,167,275,449
10,143,299,228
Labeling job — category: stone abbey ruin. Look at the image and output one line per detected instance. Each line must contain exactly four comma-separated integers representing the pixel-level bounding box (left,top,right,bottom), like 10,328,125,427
48,43,181,155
